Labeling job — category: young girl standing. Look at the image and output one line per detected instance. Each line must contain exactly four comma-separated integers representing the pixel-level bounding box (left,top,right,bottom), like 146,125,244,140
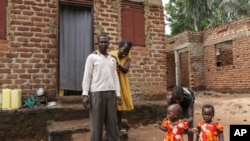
156,104,190,141
195,104,224,141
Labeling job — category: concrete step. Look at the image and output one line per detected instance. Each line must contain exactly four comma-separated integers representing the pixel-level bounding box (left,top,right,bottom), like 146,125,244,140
71,130,129,141
0,99,166,140
47,118,131,141
57,96,82,104
71,132,91,141
46,100,167,141
47,119,90,141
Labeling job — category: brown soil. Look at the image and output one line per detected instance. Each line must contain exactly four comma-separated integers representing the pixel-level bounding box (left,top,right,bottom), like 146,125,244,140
127,91,250,141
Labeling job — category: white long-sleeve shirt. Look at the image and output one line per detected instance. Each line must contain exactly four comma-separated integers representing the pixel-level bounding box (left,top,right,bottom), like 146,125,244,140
82,50,120,97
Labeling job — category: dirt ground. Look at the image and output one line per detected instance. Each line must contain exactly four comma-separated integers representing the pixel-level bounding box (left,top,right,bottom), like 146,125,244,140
127,91,250,141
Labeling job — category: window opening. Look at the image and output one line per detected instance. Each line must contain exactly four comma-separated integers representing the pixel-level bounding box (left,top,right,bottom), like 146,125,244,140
215,40,233,67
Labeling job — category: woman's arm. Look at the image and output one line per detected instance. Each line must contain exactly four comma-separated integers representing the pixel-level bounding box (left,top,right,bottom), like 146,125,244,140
117,58,131,74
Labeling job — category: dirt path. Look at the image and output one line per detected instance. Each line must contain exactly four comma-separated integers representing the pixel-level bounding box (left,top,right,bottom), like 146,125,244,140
127,92,250,141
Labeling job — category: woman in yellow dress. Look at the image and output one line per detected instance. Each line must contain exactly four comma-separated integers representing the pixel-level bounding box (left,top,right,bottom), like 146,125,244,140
110,40,134,133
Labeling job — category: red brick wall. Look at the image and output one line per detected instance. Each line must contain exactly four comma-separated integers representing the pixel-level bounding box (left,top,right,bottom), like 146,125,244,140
203,17,250,92
190,49,205,90
166,31,204,90
0,0,58,98
0,0,167,100
167,17,250,93
166,51,175,89
179,51,189,87
93,1,167,100
93,0,120,49
129,3,167,100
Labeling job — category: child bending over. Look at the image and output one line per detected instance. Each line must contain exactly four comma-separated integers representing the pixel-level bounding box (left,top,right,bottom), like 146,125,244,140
195,104,224,141
156,104,193,141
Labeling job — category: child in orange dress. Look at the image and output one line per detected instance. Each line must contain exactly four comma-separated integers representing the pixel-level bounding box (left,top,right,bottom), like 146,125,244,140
195,104,224,141
156,104,191,141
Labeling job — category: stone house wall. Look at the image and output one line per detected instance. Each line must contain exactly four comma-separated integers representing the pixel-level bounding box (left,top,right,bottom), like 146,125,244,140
0,0,167,100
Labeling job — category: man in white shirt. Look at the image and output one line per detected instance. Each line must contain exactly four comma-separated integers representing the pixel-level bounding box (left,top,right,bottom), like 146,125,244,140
82,34,122,141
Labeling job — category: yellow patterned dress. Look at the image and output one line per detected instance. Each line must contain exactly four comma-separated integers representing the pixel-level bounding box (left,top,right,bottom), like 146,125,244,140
161,119,189,141
109,50,134,111
197,120,224,141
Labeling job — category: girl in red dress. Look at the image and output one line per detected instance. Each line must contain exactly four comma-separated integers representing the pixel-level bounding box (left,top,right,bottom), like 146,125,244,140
156,104,191,141
195,104,224,141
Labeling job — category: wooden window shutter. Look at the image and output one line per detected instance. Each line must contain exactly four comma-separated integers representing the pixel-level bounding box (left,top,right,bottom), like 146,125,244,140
122,1,145,46
0,0,7,39
122,9,134,42
134,9,144,46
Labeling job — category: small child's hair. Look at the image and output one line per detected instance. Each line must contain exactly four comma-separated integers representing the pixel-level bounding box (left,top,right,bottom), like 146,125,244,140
202,104,215,113
169,104,183,116
172,85,184,96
